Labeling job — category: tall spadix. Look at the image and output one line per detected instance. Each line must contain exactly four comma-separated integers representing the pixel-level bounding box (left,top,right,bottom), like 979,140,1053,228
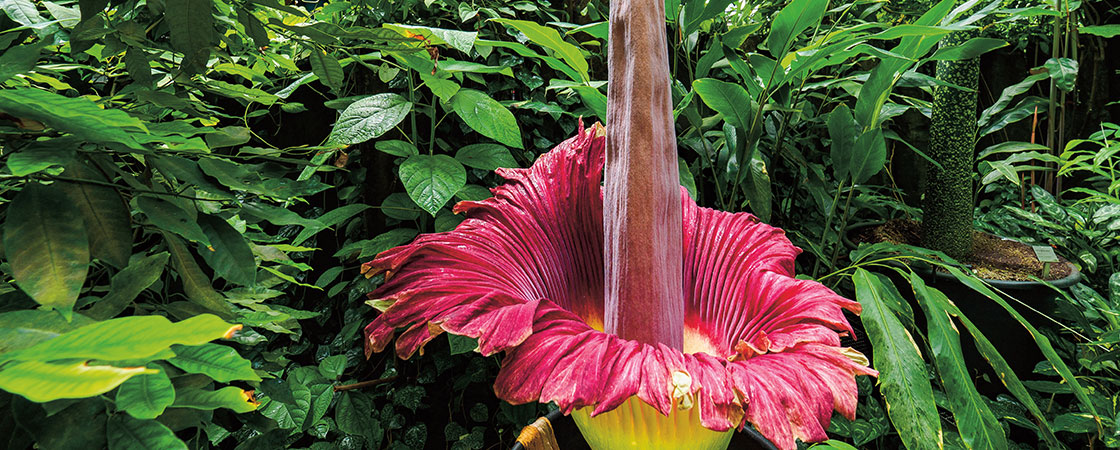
603,0,683,350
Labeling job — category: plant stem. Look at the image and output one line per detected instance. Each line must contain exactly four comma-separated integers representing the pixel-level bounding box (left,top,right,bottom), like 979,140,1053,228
333,375,399,392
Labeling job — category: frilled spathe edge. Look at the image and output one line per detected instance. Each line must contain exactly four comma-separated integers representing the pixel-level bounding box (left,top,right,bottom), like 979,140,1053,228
362,122,876,450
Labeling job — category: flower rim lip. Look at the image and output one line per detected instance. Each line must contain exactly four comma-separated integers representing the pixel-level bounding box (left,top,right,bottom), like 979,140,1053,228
363,121,876,450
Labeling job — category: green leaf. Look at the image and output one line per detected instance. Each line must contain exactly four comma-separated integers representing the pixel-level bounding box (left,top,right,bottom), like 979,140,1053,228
1044,57,1078,92
400,154,467,216
261,381,311,429
4,183,89,315
943,266,1102,432
337,392,382,446
116,369,175,419
291,204,372,246
381,193,423,221
0,87,146,148
327,93,412,146
58,160,132,268
383,23,477,55
0,361,154,402
308,47,344,92
852,269,941,450
85,252,170,320
167,343,260,383
1079,24,1120,38
455,143,517,171
929,271,1061,447
165,0,215,73
766,0,829,57
928,37,1007,61
911,274,1007,450
693,78,754,133
448,334,478,355
6,146,72,177
375,139,419,157
0,42,42,83
0,310,95,354
318,355,347,380
165,233,234,317
977,72,1048,129
420,73,460,103
137,196,211,247
450,89,523,148
0,314,237,363
106,415,187,450
173,386,259,413
197,214,256,287
850,128,887,184
827,104,859,182
491,19,587,81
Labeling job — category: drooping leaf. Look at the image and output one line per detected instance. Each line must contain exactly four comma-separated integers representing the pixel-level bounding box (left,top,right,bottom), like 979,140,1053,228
167,343,260,382
450,89,523,149
1079,24,1120,38
0,314,238,363
165,0,215,73
911,274,1007,450
827,104,859,182
383,23,477,55
327,93,412,146
308,46,344,92
3,183,89,315
375,139,419,157
0,361,154,402
853,269,941,450
455,143,517,171
197,214,257,287
850,128,887,184
58,160,132,268
165,233,234,317
137,196,211,247
399,154,467,216
106,415,187,450
115,369,175,419
85,252,170,320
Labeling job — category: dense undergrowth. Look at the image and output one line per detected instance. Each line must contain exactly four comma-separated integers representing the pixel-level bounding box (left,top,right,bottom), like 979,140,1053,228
0,0,1118,448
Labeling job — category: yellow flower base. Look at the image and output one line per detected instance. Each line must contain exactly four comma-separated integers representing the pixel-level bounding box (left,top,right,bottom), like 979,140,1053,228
571,397,734,450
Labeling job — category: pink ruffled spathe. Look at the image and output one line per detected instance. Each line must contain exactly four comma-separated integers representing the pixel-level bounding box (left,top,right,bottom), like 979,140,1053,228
361,122,876,450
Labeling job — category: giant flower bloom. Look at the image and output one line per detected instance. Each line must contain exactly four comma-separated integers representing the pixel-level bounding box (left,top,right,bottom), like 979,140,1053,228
362,122,875,450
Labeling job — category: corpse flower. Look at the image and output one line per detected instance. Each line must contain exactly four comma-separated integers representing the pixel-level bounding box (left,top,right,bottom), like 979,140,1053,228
362,2,874,449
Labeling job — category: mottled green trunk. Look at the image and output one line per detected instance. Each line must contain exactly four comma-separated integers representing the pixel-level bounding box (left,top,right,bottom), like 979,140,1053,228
922,30,979,260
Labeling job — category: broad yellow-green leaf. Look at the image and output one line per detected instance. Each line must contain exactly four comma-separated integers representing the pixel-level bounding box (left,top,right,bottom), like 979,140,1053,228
853,269,941,450
450,89,522,149
106,415,187,450
0,309,95,354
85,252,170,320
173,386,259,413
167,343,260,382
58,160,132,268
0,314,238,363
115,369,175,419
3,183,90,316
165,233,234,318
0,88,145,149
0,360,154,402
912,274,1007,449
693,78,754,134
455,143,516,171
491,19,586,82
